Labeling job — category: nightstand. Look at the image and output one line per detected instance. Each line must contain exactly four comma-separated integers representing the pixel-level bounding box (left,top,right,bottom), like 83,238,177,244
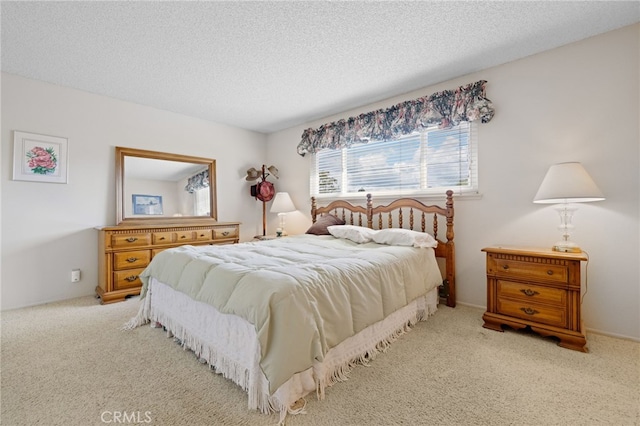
481,246,588,352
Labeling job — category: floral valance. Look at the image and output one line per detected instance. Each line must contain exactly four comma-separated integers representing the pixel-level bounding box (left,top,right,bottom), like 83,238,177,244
297,80,494,156
184,169,209,193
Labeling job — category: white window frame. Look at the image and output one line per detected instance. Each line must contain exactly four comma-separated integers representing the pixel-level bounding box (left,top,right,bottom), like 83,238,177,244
310,122,478,199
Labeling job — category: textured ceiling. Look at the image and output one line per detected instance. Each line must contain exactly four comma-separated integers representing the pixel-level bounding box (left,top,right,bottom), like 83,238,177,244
2,1,638,134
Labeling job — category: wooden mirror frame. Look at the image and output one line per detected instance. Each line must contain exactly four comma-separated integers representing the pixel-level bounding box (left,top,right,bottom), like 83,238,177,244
115,146,218,225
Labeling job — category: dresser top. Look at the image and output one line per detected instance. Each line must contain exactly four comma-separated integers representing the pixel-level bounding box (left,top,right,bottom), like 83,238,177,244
95,221,240,231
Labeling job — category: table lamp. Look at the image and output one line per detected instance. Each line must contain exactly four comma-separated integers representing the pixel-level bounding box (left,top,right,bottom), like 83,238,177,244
533,162,605,252
270,192,296,236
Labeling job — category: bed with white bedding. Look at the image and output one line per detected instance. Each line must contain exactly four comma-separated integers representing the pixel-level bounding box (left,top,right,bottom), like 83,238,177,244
125,192,456,423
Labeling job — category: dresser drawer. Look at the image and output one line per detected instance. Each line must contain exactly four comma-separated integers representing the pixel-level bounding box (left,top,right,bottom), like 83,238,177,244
113,250,150,270
213,226,238,240
497,280,566,306
497,298,567,328
195,229,213,241
175,230,196,242
113,268,145,290
152,231,174,244
492,258,568,284
111,233,151,249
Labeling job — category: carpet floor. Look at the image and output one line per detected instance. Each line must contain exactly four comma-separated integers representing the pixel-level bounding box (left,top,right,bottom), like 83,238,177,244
1,295,638,425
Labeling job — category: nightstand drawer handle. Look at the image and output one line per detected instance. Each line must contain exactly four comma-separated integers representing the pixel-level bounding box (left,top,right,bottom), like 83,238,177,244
124,275,138,282
126,257,138,263
520,289,540,297
520,307,539,316
547,270,553,275
222,231,230,236
502,265,509,270
125,237,138,243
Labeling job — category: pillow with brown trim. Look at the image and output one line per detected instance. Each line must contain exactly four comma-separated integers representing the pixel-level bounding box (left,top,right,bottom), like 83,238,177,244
305,214,346,235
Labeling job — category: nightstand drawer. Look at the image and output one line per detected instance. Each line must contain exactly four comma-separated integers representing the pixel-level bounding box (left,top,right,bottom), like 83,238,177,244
497,280,566,306
497,298,567,328
113,250,151,270
492,258,568,284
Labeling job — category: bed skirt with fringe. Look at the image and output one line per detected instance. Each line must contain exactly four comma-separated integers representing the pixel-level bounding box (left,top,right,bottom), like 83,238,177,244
125,278,439,424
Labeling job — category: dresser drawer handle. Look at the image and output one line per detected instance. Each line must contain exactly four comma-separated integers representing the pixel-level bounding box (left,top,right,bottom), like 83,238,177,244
126,257,138,263
199,233,206,237
125,237,138,243
502,265,509,270
520,289,540,297
520,307,539,316
180,235,187,239
547,270,553,275
222,231,230,236
159,237,166,240
124,275,138,282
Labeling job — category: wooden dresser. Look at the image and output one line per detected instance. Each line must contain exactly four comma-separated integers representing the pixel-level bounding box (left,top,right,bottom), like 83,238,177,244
481,246,588,352
97,222,240,304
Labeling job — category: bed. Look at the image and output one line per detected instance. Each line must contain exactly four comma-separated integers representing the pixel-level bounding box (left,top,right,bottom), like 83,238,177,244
124,191,456,423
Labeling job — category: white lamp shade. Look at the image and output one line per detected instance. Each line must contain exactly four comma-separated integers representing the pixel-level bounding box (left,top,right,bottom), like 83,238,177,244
270,192,296,213
533,162,605,204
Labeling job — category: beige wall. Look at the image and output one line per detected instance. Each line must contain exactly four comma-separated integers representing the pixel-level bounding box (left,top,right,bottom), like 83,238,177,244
1,74,268,309
267,24,640,340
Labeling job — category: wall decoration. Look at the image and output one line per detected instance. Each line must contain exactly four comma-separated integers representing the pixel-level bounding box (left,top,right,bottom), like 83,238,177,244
12,131,69,183
132,194,164,215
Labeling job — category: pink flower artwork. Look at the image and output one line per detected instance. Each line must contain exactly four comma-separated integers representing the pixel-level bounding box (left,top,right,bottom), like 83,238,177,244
26,146,57,175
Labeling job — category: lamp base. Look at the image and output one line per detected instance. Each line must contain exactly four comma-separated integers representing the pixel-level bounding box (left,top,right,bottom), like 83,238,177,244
552,241,582,253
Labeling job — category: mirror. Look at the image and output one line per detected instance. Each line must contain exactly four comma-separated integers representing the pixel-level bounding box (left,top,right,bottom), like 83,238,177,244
115,146,217,225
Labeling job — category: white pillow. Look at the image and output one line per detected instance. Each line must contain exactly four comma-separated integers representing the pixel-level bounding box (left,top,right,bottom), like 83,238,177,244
372,228,438,248
327,225,378,244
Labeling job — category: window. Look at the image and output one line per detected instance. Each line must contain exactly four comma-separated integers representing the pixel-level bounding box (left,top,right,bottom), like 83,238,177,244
193,187,210,216
311,122,477,198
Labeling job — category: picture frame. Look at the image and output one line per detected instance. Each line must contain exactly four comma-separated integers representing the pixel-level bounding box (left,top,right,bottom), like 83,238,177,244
132,194,164,215
13,131,69,184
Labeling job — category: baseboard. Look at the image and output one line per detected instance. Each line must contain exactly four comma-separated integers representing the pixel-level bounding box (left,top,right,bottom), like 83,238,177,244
451,302,640,343
455,301,485,310
586,327,640,343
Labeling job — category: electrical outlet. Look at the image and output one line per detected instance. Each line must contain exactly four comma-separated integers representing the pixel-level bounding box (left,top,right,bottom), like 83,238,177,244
71,269,81,283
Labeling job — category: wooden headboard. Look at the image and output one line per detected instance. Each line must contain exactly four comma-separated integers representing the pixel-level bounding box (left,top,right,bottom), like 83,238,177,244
311,190,456,307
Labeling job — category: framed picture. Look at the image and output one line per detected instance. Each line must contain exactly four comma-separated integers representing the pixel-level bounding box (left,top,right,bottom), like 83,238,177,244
13,131,69,183
132,194,164,215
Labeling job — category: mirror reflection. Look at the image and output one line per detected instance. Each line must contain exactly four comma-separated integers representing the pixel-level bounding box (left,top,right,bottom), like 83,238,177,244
116,147,217,224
